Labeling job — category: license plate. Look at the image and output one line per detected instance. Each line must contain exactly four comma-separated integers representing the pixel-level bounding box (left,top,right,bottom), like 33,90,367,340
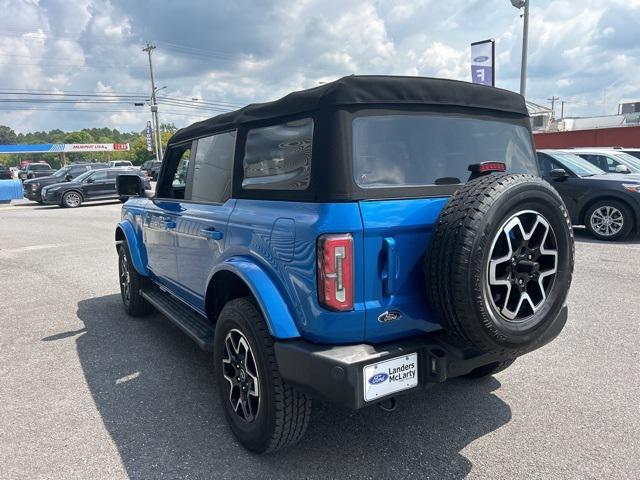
363,353,418,402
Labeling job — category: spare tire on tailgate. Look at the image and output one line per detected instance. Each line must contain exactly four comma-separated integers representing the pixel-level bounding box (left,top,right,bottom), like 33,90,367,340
425,173,574,356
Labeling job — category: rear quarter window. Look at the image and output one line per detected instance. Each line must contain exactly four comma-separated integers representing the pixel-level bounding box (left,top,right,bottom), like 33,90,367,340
242,118,313,190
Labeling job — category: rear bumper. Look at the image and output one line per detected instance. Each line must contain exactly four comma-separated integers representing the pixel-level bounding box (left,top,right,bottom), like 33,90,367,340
275,306,567,410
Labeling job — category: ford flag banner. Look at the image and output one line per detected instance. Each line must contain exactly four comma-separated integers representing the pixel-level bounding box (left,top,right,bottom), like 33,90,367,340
471,39,495,86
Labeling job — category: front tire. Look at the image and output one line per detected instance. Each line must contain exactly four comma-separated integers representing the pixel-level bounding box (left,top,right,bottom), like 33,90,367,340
585,200,633,241
117,243,153,316
214,298,312,453
61,191,83,208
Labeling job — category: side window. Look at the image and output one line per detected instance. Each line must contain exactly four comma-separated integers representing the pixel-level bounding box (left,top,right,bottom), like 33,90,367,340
107,170,121,180
242,118,313,190
157,143,191,199
91,171,107,182
188,131,236,203
605,156,617,172
537,153,555,176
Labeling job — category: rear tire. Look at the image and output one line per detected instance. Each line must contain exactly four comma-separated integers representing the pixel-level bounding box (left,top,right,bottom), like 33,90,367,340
464,359,515,379
584,199,633,241
214,297,312,453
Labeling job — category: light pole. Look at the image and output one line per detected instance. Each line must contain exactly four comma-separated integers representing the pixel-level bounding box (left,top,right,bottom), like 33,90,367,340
143,42,164,161
511,0,529,97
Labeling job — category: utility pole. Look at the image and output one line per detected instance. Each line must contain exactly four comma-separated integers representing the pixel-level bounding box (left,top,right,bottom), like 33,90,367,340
510,0,529,97
560,100,566,119
548,96,560,117
143,42,163,161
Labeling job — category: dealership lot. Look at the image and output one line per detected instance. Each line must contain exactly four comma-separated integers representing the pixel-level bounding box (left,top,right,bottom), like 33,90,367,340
1,201,639,480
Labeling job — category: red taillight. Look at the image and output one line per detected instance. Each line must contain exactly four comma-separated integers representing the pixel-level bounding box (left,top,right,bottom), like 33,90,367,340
317,233,353,311
468,161,507,173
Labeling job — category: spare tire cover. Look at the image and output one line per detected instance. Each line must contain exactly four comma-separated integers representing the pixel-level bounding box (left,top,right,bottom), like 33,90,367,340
425,173,574,356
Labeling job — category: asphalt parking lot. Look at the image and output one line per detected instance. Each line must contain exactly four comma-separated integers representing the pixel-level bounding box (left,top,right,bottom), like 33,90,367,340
1,200,639,480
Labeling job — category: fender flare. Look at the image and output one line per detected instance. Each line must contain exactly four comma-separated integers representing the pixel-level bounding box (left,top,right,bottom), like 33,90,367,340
115,220,148,276
209,257,300,339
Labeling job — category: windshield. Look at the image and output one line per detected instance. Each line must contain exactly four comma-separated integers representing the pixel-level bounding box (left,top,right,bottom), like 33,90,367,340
52,166,71,177
29,164,50,171
353,113,537,188
614,152,640,171
553,152,604,176
73,170,94,182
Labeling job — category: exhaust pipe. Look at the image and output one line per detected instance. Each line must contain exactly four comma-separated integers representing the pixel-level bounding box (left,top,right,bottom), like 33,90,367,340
377,397,397,412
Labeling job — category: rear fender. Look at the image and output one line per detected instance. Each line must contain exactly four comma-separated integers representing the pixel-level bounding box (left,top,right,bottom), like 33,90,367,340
209,257,300,339
115,220,148,276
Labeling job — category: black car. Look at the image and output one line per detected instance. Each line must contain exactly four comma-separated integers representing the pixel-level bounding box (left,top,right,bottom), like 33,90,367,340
141,159,162,180
0,165,12,180
537,149,640,240
41,168,151,208
23,163,108,202
19,162,55,181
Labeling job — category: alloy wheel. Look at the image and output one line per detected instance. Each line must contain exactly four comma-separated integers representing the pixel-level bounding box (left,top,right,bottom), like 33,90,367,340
590,206,623,237
222,329,260,423
119,251,131,303
487,210,558,322
64,192,81,207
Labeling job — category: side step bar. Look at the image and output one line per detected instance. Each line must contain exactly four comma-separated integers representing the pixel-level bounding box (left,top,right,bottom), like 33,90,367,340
140,285,214,351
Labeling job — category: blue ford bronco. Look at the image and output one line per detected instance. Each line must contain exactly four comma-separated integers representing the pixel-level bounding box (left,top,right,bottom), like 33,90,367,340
114,75,574,453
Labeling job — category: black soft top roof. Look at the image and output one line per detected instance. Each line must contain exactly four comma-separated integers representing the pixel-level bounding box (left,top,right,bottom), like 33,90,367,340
169,75,528,145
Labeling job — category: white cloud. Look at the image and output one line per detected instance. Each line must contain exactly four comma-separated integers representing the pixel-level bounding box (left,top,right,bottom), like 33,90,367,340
1,0,640,133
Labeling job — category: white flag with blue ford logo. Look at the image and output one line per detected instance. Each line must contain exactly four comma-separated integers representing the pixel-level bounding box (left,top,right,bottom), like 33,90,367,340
471,39,495,86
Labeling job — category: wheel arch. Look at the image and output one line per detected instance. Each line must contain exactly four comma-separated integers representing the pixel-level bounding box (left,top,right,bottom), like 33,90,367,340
579,195,638,231
205,258,300,339
115,220,148,276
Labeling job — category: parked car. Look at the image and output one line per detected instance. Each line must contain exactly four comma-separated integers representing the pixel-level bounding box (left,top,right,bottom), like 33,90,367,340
23,163,108,203
41,167,150,208
602,147,640,161
567,148,640,175
19,162,55,181
0,165,12,180
108,160,133,168
537,149,640,240
114,76,574,453
141,160,162,180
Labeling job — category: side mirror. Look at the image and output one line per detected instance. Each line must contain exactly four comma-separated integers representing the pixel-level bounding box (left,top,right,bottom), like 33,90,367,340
85,177,94,183
550,168,569,179
65,174,73,181
117,174,144,197
615,164,631,174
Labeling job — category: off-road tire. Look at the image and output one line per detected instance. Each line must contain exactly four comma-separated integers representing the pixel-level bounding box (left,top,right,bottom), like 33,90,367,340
61,191,83,208
117,242,153,316
425,173,574,356
584,199,633,241
214,297,312,453
464,359,515,379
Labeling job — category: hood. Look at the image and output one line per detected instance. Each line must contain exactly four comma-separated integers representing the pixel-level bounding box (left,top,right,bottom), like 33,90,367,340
24,174,62,185
587,173,640,182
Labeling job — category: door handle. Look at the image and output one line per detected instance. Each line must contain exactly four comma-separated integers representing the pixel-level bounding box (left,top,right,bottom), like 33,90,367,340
162,220,176,229
382,237,397,296
200,227,223,240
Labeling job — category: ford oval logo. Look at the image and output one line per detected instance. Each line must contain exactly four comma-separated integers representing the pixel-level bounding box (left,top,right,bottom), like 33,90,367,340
378,310,402,323
369,373,388,385
474,55,489,63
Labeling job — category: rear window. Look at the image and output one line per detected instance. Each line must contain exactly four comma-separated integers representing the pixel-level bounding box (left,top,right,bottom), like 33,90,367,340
353,114,537,188
242,118,313,190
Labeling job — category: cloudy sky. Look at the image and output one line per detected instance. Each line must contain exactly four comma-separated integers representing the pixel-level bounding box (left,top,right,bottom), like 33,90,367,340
1,0,639,133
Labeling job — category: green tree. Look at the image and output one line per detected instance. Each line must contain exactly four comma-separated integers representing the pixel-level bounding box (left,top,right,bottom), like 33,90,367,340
0,125,17,144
